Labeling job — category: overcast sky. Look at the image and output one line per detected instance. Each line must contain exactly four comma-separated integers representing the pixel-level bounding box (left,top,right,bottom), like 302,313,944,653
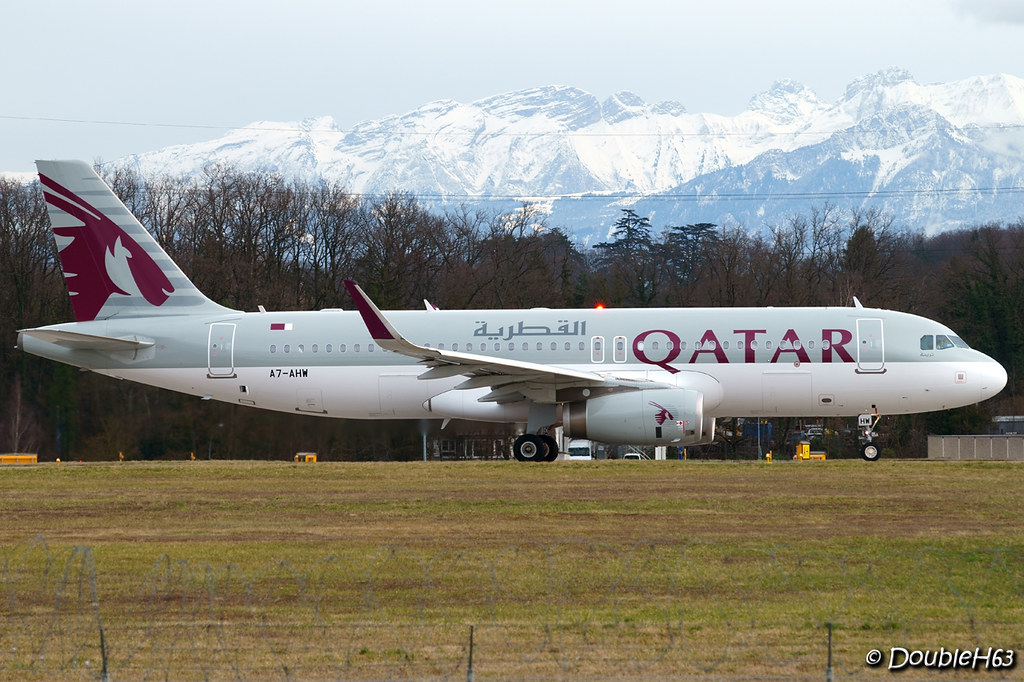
4,0,1024,173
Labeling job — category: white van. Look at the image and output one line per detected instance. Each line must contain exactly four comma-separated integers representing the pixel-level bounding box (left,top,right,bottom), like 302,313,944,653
566,439,594,460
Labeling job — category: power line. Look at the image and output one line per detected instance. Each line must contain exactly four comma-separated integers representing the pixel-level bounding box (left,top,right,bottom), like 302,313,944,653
4,113,1024,140
369,186,1024,202
85,182,1024,204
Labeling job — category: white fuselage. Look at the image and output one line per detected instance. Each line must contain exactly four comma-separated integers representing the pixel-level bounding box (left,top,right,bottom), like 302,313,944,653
21,304,1008,424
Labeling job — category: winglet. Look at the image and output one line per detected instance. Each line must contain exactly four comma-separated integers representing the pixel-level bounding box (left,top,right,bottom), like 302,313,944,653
342,281,453,363
343,280,412,350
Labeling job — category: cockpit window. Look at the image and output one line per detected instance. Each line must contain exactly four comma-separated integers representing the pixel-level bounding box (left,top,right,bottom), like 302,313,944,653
922,334,971,351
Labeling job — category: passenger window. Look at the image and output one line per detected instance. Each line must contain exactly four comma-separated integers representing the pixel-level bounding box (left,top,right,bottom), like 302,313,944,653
936,335,953,350
920,335,934,350
270,344,277,354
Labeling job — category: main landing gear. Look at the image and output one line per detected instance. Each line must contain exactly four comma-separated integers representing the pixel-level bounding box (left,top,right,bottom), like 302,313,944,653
512,434,559,462
858,413,882,461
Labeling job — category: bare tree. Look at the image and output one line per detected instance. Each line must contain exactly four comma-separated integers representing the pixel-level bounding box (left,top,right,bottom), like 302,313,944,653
3,375,41,454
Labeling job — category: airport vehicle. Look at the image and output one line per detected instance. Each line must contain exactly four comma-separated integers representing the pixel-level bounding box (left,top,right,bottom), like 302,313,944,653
566,439,594,460
18,161,1007,462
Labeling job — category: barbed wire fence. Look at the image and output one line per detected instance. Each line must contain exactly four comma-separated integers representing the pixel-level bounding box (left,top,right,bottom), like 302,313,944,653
2,536,1023,680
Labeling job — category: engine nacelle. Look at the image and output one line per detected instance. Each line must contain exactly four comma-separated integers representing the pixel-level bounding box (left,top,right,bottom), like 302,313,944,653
564,388,706,445
699,416,717,445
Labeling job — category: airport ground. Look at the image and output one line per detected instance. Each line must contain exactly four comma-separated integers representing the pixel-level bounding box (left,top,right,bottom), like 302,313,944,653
2,458,1022,678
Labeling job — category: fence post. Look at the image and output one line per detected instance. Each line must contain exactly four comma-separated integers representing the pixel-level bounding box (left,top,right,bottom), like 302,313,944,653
467,624,475,682
825,621,834,682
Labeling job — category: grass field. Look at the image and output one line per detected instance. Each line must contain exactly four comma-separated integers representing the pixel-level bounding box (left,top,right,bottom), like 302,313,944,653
2,459,1023,679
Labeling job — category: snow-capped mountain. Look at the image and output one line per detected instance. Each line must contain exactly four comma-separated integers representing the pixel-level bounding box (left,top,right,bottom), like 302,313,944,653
123,69,1024,241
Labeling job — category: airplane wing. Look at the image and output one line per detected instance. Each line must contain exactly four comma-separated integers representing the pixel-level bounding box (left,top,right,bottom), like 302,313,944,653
344,280,666,403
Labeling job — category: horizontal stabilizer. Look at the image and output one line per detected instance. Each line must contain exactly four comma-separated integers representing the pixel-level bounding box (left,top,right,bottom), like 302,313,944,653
18,328,154,351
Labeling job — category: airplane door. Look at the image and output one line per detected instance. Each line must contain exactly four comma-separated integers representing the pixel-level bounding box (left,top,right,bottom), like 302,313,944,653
762,371,812,414
856,318,885,372
375,375,402,417
208,323,236,378
297,389,325,414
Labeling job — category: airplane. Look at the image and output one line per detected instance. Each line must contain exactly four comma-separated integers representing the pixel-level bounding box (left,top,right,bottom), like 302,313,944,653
17,160,1008,462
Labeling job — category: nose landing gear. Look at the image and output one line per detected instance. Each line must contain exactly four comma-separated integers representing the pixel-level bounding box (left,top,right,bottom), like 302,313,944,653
858,413,882,461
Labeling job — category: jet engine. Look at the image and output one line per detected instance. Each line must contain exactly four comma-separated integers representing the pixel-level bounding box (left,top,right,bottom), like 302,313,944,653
563,388,710,445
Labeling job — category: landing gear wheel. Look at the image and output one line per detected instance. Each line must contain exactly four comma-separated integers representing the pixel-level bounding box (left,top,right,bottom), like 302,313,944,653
860,441,881,462
540,435,560,461
513,435,548,462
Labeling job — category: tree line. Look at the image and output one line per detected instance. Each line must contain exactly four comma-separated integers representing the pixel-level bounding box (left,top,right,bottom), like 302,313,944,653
2,165,1022,460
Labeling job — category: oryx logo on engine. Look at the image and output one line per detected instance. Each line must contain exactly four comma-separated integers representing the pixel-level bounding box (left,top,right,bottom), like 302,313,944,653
649,401,674,425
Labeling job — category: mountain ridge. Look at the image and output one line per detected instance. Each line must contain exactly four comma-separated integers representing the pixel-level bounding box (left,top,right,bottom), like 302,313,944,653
120,69,1024,241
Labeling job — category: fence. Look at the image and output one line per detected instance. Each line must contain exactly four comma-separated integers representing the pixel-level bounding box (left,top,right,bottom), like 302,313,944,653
2,537,1023,680
928,435,1024,460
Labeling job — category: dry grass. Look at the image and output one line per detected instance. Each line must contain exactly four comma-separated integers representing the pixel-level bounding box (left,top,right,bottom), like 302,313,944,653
4,459,1021,547
2,459,1023,678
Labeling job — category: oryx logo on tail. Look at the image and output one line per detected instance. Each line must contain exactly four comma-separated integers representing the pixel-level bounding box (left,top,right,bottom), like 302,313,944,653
39,174,174,321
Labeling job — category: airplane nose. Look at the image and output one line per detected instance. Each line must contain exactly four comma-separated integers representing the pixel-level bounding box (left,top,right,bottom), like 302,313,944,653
979,357,1008,401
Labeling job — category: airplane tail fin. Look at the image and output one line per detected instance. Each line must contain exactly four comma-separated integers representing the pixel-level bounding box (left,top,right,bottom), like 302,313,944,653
35,160,232,321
